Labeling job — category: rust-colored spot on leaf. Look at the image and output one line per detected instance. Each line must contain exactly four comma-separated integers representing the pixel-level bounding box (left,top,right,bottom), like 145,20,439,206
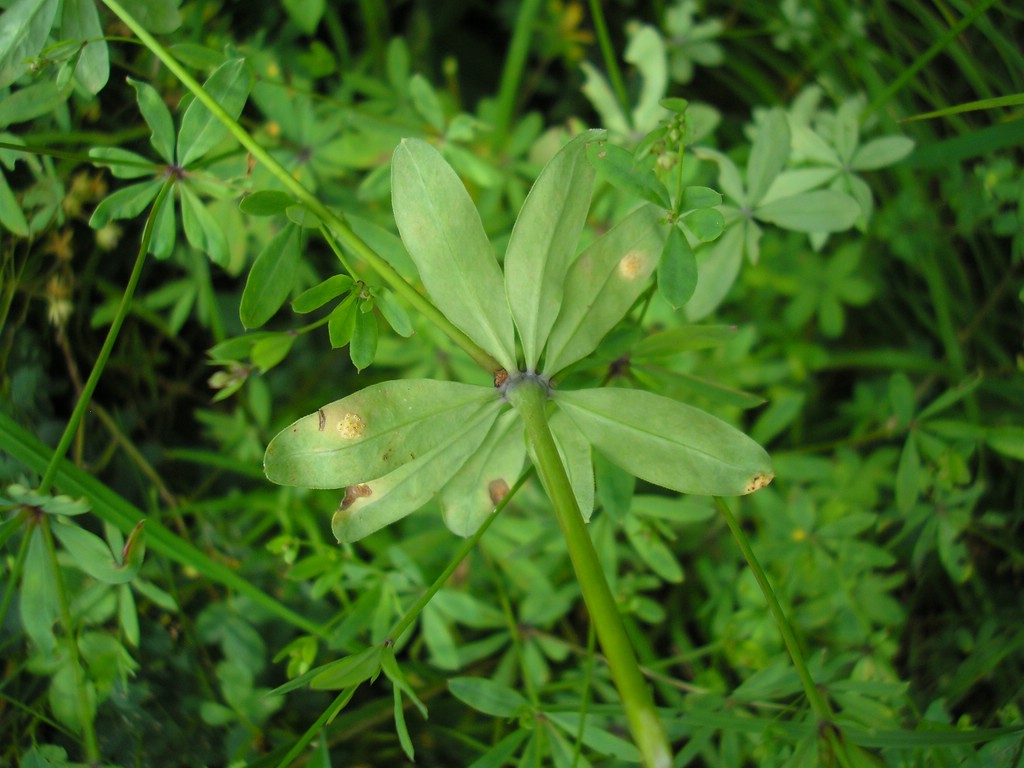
744,472,774,494
488,479,510,505
337,413,365,439
340,483,372,510
494,369,509,388
317,408,326,432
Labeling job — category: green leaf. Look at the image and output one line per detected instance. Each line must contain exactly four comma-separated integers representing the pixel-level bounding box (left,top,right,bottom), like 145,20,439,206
391,138,517,372
0,81,67,128
755,190,860,232
851,136,915,171
632,325,739,358
373,288,414,337
681,186,722,209
0,0,59,89
682,207,725,242
61,0,108,94
310,647,383,690
88,178,163,229
0,172,28,235
179,183,229,265
543,205,666,374
392,684,415,762
51,520,146,584
330,401,501,543
625,514,683,583
264,379,498,489
449,676,529,718
585,140,670,209
747,109,791,203
986,426,1024,461
350,305,378,371
128,78,176,164
282,0,324,34
327,294,357,349
20,526,58,653
684,219,744,321
548,408,595,521
657,225,697,309
292,274,353,313
889,373,916,427
632,494,715,524
239,190,295,216
409,73,445,132
556,387,774,496
239,224,299,328
177,58,251,167
251,333,295,373
119,0,182,34
87,147,157,179
896,434,921,514
441,409,526,536
546,712,643,762
505,131,599,370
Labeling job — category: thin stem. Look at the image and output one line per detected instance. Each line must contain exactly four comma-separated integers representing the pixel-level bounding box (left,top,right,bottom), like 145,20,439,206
587,0,632,129
507,380,671,768
37,177,173,494
712,496,834,722
386,470,531,644
491,0,543,148
273,689,356,768
0,511,32,635
39,518,99,761
100,0,501,375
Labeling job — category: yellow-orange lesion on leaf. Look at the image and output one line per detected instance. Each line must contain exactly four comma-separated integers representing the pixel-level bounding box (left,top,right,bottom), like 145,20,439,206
617,250,647,280
337,413,365,439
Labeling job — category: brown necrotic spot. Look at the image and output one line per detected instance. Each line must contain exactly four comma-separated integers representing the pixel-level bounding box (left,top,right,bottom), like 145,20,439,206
340,483,372,510
317,408,326,432
488,479,510,505
493,369,509,388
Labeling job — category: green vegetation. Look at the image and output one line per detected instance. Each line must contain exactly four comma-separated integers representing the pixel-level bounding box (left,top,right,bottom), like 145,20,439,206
1,1,1022,766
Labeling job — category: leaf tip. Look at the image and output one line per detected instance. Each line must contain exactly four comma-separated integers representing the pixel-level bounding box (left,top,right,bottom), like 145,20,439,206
743,471,774,494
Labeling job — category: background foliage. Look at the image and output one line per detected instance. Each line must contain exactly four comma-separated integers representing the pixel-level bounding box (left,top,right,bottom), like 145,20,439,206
1,0,1023,766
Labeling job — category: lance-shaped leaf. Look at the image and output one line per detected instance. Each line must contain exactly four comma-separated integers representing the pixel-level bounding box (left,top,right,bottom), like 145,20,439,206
51,520,146,584
440,409,526,537
177,58,251,167
555,387,773,496
128,77,175,163
391,138,517,372
747,109,791,204
264,379,497,489
240,223,299,328
505,130,599,371
332,401,502,543
543,205,666,375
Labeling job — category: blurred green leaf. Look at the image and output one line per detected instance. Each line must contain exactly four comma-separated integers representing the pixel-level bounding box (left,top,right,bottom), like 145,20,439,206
177,58,251,167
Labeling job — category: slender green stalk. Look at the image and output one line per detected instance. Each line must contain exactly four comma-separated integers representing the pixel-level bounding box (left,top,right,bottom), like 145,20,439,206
491,0,543,147
37,178,172,495
587,0,632,128
39,518,99,760
273,689,355,768
386,471,530,643
507,379,671,768
0,512,32,637
862,0,998,119
100,0,501,375
712,496,833,722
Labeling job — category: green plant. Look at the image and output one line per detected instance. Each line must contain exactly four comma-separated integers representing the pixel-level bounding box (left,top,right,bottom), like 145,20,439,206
1,1,1022,766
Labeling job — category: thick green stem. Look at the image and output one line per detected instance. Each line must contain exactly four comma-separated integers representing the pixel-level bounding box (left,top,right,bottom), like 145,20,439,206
712,496,834,722
507,379,671,768
100,0,500,375
38,177,172,494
